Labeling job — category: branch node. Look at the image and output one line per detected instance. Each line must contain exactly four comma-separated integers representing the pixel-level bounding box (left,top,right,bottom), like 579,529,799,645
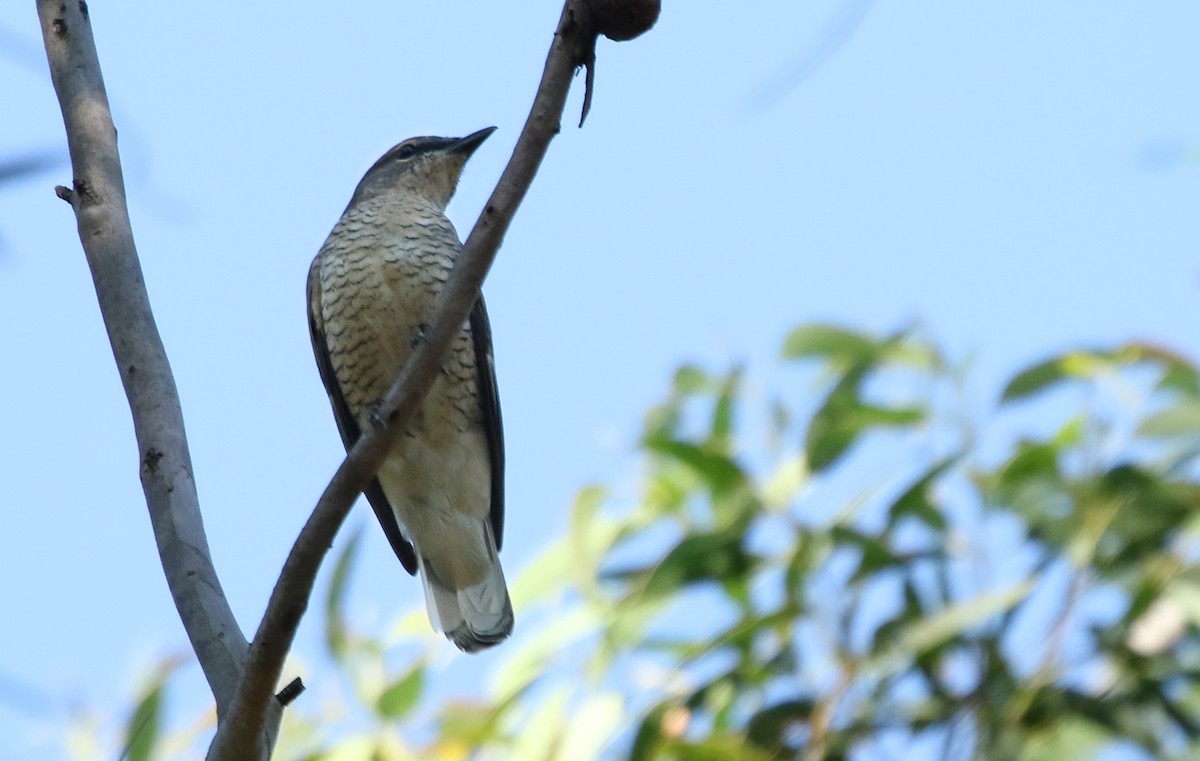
54,184,76,204
52,17,67,36
143,447,164,474
275,678,304,707
72,177,101,207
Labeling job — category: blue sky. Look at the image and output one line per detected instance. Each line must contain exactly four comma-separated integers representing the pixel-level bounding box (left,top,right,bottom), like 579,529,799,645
1,1,1197,759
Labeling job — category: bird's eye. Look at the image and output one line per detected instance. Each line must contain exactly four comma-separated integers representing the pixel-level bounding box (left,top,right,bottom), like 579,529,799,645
396,144,417,160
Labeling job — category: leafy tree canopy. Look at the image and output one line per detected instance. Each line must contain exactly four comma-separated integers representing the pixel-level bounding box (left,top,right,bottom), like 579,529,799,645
87,322,1200,761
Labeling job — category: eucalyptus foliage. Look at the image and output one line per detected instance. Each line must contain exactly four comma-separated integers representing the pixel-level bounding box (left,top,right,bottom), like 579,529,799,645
101,324,1200,761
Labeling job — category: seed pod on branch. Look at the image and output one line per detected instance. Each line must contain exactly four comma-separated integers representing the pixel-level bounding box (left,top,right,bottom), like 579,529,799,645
589,0,660,41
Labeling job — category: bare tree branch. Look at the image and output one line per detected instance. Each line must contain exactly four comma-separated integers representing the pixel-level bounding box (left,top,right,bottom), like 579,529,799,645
35,0,249,718
208,2,605,758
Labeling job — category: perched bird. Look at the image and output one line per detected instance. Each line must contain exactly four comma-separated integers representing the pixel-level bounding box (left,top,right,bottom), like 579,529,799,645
307,127,512,652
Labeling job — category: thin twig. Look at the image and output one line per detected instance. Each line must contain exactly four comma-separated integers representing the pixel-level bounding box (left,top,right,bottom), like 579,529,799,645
207,2,598,758
274,678,304,707
36,0,249,719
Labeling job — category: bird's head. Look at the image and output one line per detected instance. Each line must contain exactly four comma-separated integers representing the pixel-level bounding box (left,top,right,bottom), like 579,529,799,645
349,127,496,210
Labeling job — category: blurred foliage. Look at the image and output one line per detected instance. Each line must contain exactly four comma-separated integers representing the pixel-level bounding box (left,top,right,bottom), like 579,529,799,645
75,323,1200,760
0,151,60,184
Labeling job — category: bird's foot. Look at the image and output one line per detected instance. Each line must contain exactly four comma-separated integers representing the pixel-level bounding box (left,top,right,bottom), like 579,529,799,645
368,404,387,430
410,322,431,349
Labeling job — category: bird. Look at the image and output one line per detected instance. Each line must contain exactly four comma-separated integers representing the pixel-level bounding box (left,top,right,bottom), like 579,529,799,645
306,127,512,652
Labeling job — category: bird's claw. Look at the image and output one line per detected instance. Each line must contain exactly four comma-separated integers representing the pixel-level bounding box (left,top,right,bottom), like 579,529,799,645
410,322,431,349
368,406,387,430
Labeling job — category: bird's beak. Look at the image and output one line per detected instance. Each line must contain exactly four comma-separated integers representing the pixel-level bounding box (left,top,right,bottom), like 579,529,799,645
449,127,497,156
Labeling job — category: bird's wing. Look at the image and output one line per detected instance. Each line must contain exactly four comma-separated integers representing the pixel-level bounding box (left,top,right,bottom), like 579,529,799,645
470,296,506,548
306,256,419,575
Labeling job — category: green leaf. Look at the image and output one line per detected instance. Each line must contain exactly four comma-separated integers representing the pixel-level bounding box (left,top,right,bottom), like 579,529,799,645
1005,343,1200,404
643,399,682,442
674,364,717,395
1019,716,1110,761
644,437,748,496
663,738,774,761
1158,361,1200,397
784,530,820,607
830,525,898,582
325,524,363,661
660,608,797,665
120,657,184,761
375,663,424,719
856,403,925,427
1084,464,1198,572
887,457,957,531
123,684,163,761
438,699,504,745
1001,357,1073,403
745,699,812,752
804,357,926,473
1138,399,1200,440
804,364,869,473
995,441,1061,501
628,702,673,761
879,328,944,372
645,366,722,442
1052,415,1085,448
895,580,1034,658
872,583,926,654
1124,341,1200,397
618,529,755,601
1000,348,1153,403
761,456,807,512
710,368,741,450
570,484,619,583
781,323,878,364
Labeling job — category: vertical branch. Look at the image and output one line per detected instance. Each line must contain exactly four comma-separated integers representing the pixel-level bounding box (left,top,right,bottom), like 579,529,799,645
36,0,248,717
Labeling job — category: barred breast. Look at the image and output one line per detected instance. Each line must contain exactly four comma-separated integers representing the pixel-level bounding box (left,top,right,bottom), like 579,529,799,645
315,193,482,439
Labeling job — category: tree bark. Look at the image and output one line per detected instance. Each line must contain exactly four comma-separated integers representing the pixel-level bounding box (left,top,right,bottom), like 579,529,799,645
36,0,249,719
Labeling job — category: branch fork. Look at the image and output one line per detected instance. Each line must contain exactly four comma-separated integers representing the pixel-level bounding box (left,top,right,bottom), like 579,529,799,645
36,0,656,758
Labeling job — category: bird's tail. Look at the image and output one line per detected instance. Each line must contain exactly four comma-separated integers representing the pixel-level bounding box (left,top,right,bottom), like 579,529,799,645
418,519,513,653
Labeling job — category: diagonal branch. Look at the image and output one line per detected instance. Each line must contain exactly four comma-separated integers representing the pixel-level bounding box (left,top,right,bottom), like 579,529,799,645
36,0,249,718
208,2,601,758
